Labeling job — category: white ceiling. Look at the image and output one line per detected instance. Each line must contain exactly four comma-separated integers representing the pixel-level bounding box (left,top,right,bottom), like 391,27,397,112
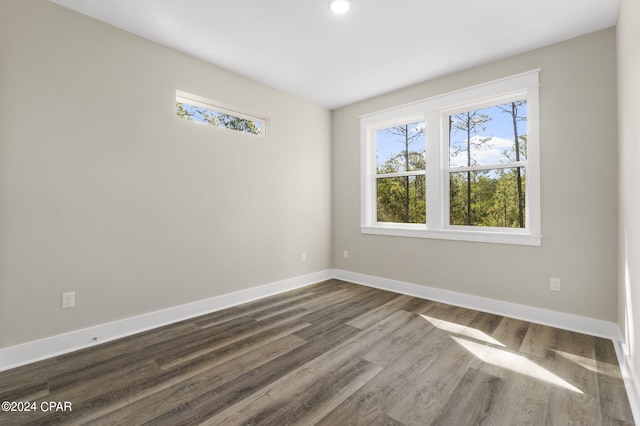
51,0,620,110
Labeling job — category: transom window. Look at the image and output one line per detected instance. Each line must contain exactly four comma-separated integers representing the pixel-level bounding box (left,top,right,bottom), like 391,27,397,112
360,70,541,246
176,90,267,137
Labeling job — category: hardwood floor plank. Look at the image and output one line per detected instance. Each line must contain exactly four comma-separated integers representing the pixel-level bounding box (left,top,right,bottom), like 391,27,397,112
419,304,481,334
399,296,439,315
0,281,634,426
595,336,624,376
594,337,635,424
252,299,314,322
385,336,476,425
142,323,361,425
597,373,635,426
260,358,382,426
480,368,552,426
22,320,311,425
556,328,597,359
84,334,307,426
420,307,502,350
192,278,351,329
547,386,603,425
294,285,385,324
0,378,50,404
201,363,320,426
315,324,446,425
304,310,419,374
360,313,435,367
543,328,603,424
0,359,58,394
0,320,202,396
430,367,504,425
18,361,164,425
490,316,531,351
546,355,602,423
45,321,240,391
468,311,504,336
57,320,202,372
154,313,307,369
153,316,258,368
208,357,382,426
385,310,481,425
520,322,559,361
294,288,398,342
347,295,434,330
210,291,316,326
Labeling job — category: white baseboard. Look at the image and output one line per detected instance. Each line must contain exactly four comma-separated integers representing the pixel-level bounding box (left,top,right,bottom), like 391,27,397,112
333,269,621,339
0,270,332,372
332,268,640,421
2,267,638,423
616,340,640,424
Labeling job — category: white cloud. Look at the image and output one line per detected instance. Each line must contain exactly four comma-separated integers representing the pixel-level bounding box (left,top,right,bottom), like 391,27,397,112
450,135,518,167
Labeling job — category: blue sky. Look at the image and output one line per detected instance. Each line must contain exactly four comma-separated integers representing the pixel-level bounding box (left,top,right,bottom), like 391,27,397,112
376,101,527,172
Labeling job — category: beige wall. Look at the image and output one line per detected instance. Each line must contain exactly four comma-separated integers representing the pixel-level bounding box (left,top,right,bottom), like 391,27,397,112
618,0,640,381
0,0,622,352
332,29,619,321
0,1,332,348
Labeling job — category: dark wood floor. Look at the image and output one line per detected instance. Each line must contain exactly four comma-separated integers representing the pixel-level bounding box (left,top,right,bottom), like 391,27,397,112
0,280,634,425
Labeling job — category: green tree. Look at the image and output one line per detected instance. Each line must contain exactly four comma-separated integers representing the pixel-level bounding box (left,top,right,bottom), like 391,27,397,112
376,123,425,223
497,101,526,227
377,155,425,223
449,111,492,225
493,167,527,227
176,102,261,135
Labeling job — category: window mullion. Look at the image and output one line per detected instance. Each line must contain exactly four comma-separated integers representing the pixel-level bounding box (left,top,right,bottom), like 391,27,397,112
425,110,441,229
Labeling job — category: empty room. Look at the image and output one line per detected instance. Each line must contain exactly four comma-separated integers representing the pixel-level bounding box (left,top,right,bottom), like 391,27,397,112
1,0,639,424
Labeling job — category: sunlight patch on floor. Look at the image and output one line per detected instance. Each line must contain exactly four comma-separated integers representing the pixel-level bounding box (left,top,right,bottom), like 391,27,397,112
420,314,506,347
452,336,583,394
552,349,598,373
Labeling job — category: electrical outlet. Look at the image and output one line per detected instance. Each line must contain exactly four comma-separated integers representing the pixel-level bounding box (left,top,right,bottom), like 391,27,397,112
301,253,306,263
62,291,75,309
550,278,561,292
343,250,349,259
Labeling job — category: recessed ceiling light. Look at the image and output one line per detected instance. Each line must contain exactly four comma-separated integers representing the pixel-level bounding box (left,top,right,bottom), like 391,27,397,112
329,0,351,14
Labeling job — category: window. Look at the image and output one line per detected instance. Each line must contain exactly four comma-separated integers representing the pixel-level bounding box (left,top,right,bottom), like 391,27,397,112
361,70,540,246
176,90,267,137
447,99,527,229
375,120,426,224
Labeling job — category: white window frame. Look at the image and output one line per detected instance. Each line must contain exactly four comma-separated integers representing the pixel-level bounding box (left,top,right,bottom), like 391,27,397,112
371,115,426,224
176,90,269,138
360,70,541,246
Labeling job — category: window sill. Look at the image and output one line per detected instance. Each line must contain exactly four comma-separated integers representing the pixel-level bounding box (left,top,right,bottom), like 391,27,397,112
360,225,541,246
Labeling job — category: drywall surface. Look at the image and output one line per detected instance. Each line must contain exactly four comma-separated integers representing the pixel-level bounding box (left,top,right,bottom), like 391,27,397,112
0,0,331,348
332,28,618,321
617,0,640,385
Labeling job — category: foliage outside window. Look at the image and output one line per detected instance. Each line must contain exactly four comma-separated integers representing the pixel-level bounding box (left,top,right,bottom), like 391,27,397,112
376,121,426,224
448,100,527,229
176,91,266,137
360,70,540,246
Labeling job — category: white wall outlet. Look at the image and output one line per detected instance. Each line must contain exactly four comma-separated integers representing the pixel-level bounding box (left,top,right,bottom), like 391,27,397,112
343,250,349,259
62,291,75,309
301,253,306,263
550,278,561,291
